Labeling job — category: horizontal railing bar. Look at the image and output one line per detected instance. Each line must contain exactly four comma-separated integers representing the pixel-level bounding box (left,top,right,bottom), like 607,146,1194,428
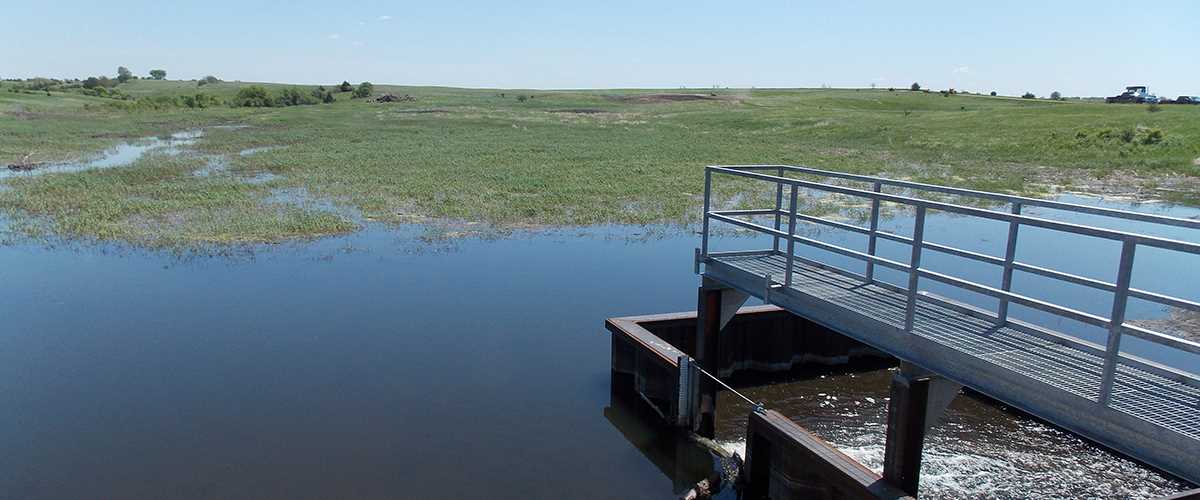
1122,324,1200,356
717,209,780,217
1011,261,1117,292
707,213,910,272
924,241,1007,266
1127,289,1200,314
722,164,1200,231
707,166,1200,255
917,268,1111,327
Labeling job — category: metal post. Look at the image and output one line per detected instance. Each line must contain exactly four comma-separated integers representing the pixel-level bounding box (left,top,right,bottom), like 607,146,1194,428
701,169,712,257
773,167,784,253
1098,239,1137,406
997,202,1022,323
784,184,799,287
865,181,882,281
904,206,927,332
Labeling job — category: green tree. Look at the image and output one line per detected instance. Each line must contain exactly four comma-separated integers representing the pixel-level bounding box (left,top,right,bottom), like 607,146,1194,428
352,81,373,98
339,81,353,92
1050,91,1062,100
910,82,921,91
322,92,335,104
149,69,167,80
197,75,221,87
117,66,133,83
1022,92,1036,99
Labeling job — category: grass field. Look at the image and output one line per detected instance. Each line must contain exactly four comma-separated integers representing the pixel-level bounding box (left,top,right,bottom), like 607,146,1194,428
2,80,1198,246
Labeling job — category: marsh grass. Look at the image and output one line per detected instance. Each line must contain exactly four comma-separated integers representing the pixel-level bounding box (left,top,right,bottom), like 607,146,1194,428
1,82,1198,246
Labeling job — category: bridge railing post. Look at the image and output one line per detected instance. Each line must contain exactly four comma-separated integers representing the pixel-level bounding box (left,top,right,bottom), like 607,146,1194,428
784,184,799,287
865,181,882,282
904,206,927,332
997,202,1022,323
773,167,784,253
1099,239,1136,406
701,169,712,257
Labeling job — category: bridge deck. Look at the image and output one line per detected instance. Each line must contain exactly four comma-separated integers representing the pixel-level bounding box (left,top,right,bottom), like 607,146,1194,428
699,164,1200,482
709,251,1200,442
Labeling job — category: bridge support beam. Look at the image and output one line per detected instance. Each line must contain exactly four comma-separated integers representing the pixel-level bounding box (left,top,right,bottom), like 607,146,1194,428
882,362,962,497
692,278,748,438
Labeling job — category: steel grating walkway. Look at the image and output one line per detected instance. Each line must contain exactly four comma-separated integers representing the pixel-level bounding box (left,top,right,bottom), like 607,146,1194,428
711,251,1200,442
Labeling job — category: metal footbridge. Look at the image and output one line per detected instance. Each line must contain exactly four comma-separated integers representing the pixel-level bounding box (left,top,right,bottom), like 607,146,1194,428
696,165,1200,484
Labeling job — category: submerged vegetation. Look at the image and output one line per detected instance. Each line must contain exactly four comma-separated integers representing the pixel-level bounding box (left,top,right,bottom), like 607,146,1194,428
1,79,1198,247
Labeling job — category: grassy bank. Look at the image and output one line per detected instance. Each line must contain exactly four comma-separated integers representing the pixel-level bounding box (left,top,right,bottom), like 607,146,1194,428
2,81,1198,246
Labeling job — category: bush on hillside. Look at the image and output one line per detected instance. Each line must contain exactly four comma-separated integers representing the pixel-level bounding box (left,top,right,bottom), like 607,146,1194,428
149,69,167,80
990,91,997,96
117,66,134,83
910,82,921,91
1050,91,1062,100
1022,92,1036,99
352,82,373,98
233,85,273,107
197,75,222,87
339,81,353,92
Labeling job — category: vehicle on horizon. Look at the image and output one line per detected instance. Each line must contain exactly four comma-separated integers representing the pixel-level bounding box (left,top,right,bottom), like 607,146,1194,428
1106,85,1159,104
1174,96,1199,105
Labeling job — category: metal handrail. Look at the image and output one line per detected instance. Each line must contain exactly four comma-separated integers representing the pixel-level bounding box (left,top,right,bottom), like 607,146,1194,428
708,166,1200,254
699,165,1200,406
724,164,1200,230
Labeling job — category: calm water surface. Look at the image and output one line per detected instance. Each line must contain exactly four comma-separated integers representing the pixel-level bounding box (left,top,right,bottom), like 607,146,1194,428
1,193,1197,498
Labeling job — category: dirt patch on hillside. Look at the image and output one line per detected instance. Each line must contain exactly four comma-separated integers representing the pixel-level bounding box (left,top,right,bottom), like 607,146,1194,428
547,108,607,114
393,109,448,114
608,93,724,104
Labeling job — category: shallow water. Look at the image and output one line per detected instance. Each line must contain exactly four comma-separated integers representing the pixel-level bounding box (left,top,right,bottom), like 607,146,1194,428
1,130,200,179
1,185,1197,497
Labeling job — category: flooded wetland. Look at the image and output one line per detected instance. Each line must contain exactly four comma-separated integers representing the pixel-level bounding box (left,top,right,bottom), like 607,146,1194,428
2,189,1197,498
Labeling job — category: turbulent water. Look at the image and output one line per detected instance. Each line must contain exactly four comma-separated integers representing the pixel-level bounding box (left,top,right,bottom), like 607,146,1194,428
713,367,1188,499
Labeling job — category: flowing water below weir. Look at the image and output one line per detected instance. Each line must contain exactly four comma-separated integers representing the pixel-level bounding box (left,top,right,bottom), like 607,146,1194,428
1,148,1198,497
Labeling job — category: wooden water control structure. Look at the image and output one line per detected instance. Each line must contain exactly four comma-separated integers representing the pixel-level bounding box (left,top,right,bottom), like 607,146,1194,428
608,165,1200,497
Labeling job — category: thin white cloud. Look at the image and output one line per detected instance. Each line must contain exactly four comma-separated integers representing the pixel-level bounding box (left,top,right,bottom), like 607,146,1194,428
327,33,341,40
952,66,970,74
378,15,392,21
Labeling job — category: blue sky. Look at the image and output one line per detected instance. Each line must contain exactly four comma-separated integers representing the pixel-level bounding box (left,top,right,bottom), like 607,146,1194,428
4,1,1197,97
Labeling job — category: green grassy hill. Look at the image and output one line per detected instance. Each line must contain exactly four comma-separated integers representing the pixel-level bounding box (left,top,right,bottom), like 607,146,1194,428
2,80,1197,246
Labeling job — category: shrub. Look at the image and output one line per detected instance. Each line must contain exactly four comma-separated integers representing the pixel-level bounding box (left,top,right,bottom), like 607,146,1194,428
352,81,373,98
1147,103,1162,113
181,93,222,108
117,66,133,84
1050,91,1062,100
1136,127,1165,144
275,87,320,106
517,95,528,102
322,91,335,104
149,69,166,80
339,81,353,92
82,76,116,89
233,85,273,107
197,75,221,87
990,91,997,96
910,82,920,91
1022,92,1035,99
